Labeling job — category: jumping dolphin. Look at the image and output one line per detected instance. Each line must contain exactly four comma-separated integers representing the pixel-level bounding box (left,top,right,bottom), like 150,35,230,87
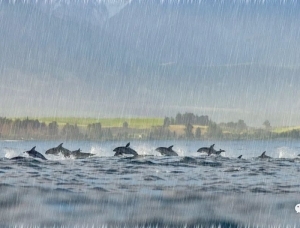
197,144,225,156
257,151,271,159
24,146,47,160
155,145,178,156
113,142,138,156
237,155,242,159
214,149,225,155
197,144,215,154
45,143,72,157
71,149,94,159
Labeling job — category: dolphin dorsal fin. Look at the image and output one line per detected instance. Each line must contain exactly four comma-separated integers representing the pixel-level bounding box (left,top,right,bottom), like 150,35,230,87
261,151,266,156
30,146,36,151
168,145,173,150
126,142,130,147
58,143,63,148
210,144,215,148
238,155,242,159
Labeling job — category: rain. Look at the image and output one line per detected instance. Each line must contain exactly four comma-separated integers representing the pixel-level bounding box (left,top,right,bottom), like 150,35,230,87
1,0,300,227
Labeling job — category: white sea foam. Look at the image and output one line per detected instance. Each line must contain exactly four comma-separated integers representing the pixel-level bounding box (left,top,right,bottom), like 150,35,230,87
276,146,297,158
4,148,21,159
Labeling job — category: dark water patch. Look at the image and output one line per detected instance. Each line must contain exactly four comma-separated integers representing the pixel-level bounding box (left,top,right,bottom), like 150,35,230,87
170,170,185,174
180,156,198,164
0,166,13,170
92,186,108,192
203,180,230,186
274,189,294,194
75,174,86,178
251,187,272,193
120,170,140,175
162,162,195,168
198,161,222,167
129,160,156,165
144,175,164,181
262,171,277,175
105,169,119,174
27,171,39,175
19,163,43,170
278,184,300,188
55,188,73,193
119,177,132,180
152,186,164,191
118,184,131,190
0,192,21,208
57,182,84,187
86,176,98,180
106,218,240,228
45,161,63,166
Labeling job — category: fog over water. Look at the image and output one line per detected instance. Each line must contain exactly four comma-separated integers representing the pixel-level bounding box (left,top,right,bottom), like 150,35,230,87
1,0,300,126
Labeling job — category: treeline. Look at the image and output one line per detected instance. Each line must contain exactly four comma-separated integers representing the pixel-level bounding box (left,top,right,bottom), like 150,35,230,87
0,117,113,140
163,113,211,127
162,112,300,140
1,115,300,140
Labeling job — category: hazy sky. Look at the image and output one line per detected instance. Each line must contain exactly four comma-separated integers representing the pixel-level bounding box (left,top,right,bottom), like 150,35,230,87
1,0,300,126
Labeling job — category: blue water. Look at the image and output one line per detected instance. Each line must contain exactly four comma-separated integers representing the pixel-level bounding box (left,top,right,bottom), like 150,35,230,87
1,140,300,227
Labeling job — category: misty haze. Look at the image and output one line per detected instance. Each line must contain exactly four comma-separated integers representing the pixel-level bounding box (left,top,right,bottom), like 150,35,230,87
1,0,300,127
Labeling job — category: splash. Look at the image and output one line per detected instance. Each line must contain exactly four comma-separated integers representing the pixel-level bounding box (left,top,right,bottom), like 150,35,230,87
4,148,20,159
276,146,297,158
90,145,111,157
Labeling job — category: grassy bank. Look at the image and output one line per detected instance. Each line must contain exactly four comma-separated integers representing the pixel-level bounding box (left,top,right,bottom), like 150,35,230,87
271,126,300,133
37,117,164,129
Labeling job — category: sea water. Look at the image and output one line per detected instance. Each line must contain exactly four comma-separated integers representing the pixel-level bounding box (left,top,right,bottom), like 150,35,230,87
1,139,300,227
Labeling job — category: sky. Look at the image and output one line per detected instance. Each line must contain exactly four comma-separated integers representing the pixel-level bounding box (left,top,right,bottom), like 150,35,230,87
1,0,300,127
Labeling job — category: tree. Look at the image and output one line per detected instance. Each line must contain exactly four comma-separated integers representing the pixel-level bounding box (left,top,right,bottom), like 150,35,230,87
207,122,223,139
195,127,201,139
48,121,58,136
87,122,102,140
123,121,129,128
184,123,194,138
175,113,182,125
163,117,171,127
263,120,271,130
236,119,247,133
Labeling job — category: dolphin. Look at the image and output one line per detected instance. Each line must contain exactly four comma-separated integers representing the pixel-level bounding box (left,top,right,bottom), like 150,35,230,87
197,144,225,156
197,144,215,154
155,145,178,156
24,146,47,160
214,149,225,155
237,155,242,159
113,142,138,156
257,151,271,159
71,149,94,159
45,143,72,158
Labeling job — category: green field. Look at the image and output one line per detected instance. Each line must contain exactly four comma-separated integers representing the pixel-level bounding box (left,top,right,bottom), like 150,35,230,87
272,126,300,133
37,117,164,129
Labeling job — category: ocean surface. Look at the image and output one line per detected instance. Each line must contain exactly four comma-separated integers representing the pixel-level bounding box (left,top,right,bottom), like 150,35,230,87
1,139,300,227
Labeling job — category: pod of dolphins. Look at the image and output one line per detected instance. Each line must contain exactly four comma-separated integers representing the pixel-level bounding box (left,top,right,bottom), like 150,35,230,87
9,142,276,160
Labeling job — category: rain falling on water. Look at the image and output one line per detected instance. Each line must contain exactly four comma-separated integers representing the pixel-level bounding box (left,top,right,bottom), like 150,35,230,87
1,0,300,227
